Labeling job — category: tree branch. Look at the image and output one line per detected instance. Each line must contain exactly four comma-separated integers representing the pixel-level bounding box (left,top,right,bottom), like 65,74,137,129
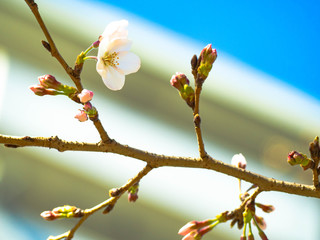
1,134,319,198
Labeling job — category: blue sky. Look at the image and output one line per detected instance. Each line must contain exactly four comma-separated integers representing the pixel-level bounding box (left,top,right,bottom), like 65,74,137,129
92,0,320,101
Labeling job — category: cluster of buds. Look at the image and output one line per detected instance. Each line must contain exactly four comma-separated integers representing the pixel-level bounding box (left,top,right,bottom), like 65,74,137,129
240,203,270,240
30,75,78,98
229,154,273,239
128,182,139,202
40,205,83,221
74,89,97,122
191,44,217,85
287,151,314,170
178,212,228,240
170,72,195,108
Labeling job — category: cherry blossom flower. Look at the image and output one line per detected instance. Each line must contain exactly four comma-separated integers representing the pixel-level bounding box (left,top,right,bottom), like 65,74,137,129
96,20,141,91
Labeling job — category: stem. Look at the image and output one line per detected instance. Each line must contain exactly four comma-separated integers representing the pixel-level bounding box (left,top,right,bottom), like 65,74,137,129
49,164,153,240
92,118,111,143
193,84,207,158
24,0,83,92
83,56,98,61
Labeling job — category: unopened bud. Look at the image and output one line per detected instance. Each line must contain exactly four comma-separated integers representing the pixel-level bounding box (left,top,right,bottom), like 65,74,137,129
38,75,62,90
170,72,190,91
78,89,94,103
178,219,215,236
128,182,139,202
29,84,58,96
255,203,275,213
170,72,195,108
197,44,217,82
40,205,83,221
92,40,100,48
287,151,313,170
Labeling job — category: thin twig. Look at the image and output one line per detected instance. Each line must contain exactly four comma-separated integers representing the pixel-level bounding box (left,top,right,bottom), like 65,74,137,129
193,84,207,158
48,164,153,240
24,0,83,91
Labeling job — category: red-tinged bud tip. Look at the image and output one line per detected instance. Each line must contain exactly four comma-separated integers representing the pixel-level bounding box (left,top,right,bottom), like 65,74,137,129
38,74,61,90
287,151,312,169
40,211,57,221
93,40,100,48
170,72,190,90
29,84,57,96
255,203,275,213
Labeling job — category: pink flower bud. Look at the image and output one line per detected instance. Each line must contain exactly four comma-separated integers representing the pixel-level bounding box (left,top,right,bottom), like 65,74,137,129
40,211,57,221
287,151,313,170
197,44,217,80
178,219,213,236
231,153,247,169
78,89,94,103
128,182,139,202
38,74,61,90
181,230,201,240
92,40,100,48
255,203,275,213
40,205,82,221
170,72,190,90
29,84,57,96
74,110,88,122
128,192,138,202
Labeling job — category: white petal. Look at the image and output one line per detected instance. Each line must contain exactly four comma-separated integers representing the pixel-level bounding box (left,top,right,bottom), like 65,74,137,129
97,38,110,59
101,66,125,91
96,58,107,76
107,38,132,53
117,51,141,75
101,20,128,41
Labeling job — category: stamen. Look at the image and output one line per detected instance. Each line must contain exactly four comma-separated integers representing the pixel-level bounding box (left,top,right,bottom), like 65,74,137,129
102,52,119,67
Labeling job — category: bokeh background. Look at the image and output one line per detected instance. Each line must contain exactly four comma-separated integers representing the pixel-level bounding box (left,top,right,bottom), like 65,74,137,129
0,0,319,239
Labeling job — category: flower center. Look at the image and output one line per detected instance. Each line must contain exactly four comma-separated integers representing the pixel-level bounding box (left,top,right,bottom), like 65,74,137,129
102,52,120,67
